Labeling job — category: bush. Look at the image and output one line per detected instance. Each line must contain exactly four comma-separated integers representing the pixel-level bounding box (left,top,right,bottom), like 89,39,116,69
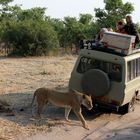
3,20,59,56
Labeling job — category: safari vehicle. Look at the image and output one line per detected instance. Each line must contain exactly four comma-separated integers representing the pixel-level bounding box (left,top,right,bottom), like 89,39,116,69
69,32,140,114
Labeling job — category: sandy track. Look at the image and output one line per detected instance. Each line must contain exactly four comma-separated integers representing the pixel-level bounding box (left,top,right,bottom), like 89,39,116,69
24,103,140,140
0,56,140,140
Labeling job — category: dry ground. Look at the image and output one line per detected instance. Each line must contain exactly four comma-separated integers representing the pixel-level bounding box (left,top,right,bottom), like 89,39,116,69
0,56,140,140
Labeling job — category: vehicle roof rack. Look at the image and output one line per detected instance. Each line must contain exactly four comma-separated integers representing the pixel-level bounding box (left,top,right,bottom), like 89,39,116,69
91,46,127,56
81,41,140,57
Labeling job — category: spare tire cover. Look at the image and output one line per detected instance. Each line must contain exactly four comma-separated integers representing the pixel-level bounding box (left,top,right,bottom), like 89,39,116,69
81,69,110,97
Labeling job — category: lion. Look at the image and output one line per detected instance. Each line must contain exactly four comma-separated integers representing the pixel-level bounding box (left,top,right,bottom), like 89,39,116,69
31,87,93,129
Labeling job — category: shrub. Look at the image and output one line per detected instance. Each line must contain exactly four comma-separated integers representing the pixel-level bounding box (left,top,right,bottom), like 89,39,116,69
3,20,59,56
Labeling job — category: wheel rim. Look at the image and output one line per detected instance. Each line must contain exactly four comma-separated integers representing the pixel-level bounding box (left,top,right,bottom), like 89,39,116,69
81,69,110,97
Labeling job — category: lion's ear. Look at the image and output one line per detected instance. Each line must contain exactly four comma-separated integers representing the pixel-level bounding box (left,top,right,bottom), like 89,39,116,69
86,92,91,96
83,94,86,99
88,94,92,98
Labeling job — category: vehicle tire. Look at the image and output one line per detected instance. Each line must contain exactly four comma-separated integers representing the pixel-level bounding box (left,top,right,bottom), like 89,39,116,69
119,95,136,115
81,69,110,97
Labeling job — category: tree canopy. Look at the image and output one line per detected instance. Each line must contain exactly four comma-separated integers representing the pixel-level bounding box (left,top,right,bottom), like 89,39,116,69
95,0,134,28
0,0,138,56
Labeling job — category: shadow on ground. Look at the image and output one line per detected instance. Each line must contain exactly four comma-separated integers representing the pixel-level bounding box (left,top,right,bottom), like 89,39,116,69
104,124,140,140
0,90,107,128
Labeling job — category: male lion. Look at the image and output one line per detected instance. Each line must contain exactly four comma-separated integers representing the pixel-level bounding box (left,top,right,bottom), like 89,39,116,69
31,88,93,129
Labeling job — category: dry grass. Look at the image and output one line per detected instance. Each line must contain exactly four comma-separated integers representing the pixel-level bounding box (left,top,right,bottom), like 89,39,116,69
0,55,77,140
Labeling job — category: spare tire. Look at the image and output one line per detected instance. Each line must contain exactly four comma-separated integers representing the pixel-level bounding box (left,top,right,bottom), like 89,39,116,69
81,69,110,97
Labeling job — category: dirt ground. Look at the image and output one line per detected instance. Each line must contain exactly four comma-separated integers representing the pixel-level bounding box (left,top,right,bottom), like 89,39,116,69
0,56,140,140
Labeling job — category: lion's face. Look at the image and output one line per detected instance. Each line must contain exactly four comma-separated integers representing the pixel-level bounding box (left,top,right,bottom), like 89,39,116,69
82,95,93,110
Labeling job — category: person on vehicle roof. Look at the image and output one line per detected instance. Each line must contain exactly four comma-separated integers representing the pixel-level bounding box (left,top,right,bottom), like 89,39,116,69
116,20,127,34
95,28,108,46
124,15,140,43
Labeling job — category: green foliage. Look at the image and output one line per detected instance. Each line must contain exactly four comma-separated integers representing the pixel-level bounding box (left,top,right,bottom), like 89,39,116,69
3,20,59,56
18,7,46,21
79,14,93,25
46,18,65,47
64,17,81,46
0,0,136,56
95,0,134,29
0,5,59,56
0,0,13,5
61,14,96,48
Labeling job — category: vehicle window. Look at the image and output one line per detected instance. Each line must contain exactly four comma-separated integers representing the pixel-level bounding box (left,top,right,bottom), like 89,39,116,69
77,57,122,82
127,58,140,81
